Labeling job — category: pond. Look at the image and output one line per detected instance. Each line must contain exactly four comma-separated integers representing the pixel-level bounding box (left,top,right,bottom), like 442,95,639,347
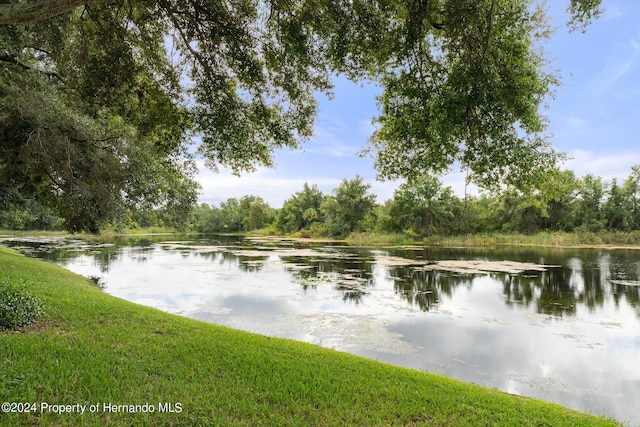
2,235,639,425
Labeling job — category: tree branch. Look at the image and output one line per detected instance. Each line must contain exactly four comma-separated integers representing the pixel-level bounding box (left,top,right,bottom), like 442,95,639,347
0,54,30,70
0,54,67,84
0,0,95,25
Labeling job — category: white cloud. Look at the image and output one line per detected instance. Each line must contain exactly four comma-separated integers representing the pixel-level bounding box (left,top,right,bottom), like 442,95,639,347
369,179,403,203
588,31,640,94
566,117,588,128
563,149,640,181
602,4,624,21
302,113,365,158
197,160,402,207
196,162,341,208
357,118,376,137
441,171,480,198
195,148,640,210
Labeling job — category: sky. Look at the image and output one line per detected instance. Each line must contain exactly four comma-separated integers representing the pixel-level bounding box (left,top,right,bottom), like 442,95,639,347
196,0,640,208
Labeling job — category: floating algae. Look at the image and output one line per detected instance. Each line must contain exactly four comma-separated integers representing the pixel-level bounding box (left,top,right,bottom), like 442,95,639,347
231,247,357,260
375,256,559,275
609,279,640,287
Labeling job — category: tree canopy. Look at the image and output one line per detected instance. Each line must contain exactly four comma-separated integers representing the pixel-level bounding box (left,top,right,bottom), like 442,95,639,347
1,0,601,232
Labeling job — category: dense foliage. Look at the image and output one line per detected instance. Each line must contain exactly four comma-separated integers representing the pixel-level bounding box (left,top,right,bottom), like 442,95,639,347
1,2,199,232
1,0,601,232
189,166,640,238
6,165,639,238
0,279,44,330
192,195,275,233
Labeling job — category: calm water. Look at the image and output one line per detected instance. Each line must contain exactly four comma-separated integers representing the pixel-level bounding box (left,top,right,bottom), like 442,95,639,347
3,235,640,425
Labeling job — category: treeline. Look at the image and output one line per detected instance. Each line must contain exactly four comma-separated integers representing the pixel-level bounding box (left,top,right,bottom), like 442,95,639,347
0,187,188,232
191,166,640,237
4,166,640,238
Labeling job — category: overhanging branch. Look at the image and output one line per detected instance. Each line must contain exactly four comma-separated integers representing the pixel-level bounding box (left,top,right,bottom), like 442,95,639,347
0,0,94,25
0,54,67,84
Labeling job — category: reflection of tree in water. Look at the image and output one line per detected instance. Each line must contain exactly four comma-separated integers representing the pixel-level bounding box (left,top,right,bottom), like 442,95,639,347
282,255,375,304
553,251,638,315
237,258,268,272
339,288,365,304
573,257,606,312
501,251,640,316
615,285,640,320
6,236,640,317
280,245,640,314
501,275,537,309
391,268,467,312
604,250,640,318
90,245,124,273
500,265,600,317
536,269,579,317
180,244,268,272
2,239,124,273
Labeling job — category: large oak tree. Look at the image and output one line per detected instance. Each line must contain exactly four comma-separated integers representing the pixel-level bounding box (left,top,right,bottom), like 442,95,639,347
0,0,601,231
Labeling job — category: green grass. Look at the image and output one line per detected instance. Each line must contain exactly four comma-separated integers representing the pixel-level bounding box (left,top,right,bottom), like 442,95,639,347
0,247,620,426
0,229,70,238
424,231,640,248
0,227,185,240
346,232,419,246
343,230,640,248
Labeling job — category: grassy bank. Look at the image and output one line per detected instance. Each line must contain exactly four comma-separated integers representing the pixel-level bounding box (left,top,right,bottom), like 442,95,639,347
424,231,640,248
0,227,187,241
348,230,640,248
0,248,619,426
4,228,640,249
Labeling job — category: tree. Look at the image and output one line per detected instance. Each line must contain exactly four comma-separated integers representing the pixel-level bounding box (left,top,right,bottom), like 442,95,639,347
0,185,61,230
191,203,224,234
603,179,630,231
238,195,274,231
491,169,579,233
0,0,88,25
1,3,200,231
621,166,640,230
388,175,457,237
322,176,376,236
575,174,605,232
1,1,602,231
277,183,325,233
1,0,333,231
360,0,600,191
218,198,245,232
538,169,580,231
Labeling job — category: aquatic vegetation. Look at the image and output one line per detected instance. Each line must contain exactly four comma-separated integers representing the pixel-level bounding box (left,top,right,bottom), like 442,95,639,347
610,280,640,287
375,255,559,275
294,276,333,287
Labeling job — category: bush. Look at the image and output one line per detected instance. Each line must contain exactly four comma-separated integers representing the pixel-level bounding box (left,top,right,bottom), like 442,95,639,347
0,280,45,330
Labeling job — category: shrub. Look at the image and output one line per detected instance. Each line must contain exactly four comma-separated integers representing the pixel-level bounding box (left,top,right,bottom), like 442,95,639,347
0,280,45,330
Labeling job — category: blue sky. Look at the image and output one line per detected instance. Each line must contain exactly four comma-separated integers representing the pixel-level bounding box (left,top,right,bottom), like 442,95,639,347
197,0,640,208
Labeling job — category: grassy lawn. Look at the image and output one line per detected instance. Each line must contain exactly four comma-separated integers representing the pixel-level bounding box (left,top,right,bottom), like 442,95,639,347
0,247,620,426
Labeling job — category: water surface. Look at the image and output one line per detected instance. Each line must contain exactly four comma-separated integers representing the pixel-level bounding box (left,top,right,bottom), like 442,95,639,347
3,235,639,425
